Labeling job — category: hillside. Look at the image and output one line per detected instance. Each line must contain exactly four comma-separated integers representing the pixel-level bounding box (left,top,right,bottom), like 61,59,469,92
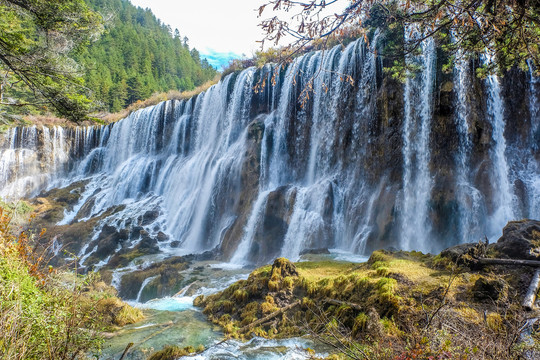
78,0,217,112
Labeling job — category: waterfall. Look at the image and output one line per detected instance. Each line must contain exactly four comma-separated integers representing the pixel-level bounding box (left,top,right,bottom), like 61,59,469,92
1,35,539,266
454,52,483,242
484,58,517,238
400,35,436,251
0,126,74,200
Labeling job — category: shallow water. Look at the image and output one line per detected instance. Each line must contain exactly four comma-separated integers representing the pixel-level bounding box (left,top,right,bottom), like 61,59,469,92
101,309,220,360
102,260,333,359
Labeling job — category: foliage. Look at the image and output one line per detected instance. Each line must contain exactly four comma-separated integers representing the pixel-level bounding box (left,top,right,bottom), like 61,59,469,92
0,203,142,359
78,0,217,113
258,0,540,75
0,0,103,122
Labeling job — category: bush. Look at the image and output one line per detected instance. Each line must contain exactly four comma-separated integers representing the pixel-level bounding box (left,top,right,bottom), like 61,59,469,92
0,203,141,359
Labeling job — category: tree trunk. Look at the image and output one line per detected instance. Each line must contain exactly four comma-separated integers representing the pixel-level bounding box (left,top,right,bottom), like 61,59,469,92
478,258,540,267
523,269,540,311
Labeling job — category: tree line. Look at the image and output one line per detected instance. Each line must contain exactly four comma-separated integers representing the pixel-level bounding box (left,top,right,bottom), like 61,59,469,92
0,0,216,122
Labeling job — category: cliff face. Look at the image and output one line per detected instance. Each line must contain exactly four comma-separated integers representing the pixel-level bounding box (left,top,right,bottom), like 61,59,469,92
1,37,539,268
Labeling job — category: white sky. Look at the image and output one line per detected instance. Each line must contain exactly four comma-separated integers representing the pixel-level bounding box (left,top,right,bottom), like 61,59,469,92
129,0,268,68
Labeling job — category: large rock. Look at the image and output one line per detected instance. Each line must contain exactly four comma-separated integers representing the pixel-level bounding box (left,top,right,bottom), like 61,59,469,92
492,220,540,260
439,243,478,262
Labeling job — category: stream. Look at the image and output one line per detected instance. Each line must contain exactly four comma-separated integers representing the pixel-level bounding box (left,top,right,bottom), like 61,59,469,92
100,251,367,360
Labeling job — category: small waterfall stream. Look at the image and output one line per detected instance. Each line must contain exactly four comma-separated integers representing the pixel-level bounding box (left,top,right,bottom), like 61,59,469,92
485,62,517,236
401,36,436,251
454,51,483,243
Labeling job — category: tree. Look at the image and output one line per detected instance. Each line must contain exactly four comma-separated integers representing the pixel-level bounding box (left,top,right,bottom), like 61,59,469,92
258,0,540,74
0,0,103,122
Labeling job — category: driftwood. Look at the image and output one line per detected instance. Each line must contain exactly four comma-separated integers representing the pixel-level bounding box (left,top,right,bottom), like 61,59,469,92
523,269,540,311
478,258,540,267
119,343,134,360
239,300,300,333
324,298,363,311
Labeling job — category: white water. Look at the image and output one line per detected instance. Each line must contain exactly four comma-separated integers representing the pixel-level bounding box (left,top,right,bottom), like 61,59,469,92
401,35,436,251
182,337,327,360
484,56,517,238
454,51,483,243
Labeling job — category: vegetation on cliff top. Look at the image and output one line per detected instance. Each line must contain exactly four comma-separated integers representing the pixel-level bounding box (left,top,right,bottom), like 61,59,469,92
196,252,539,359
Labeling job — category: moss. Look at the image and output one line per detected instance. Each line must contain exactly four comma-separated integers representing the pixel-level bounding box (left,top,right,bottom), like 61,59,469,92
486,313,503,332
96,297,144,327
352,313,369,337
233,289,249,302
376,266,390,277
268,280,280,292
197,248,529,359
368,250,392,265
376,277,397,295
380,317,402,337
148,345,198,360
193,294,205,307
371,260,389,270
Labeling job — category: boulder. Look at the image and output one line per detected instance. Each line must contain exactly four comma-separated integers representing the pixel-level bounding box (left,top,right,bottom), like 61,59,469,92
492,220,540,260
439,243,477,262
141,209,160,226
157,231,169,242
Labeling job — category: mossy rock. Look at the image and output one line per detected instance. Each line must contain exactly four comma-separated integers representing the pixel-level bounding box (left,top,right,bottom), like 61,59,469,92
148,345,198,360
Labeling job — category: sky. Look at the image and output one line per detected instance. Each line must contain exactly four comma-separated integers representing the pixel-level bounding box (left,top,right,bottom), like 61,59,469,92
129,0,268,69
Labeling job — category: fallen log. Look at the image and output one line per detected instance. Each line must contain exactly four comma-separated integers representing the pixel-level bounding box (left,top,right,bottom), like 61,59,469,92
324,298,363,311
478,258,540,267
239,300,300,333
523,269,540,311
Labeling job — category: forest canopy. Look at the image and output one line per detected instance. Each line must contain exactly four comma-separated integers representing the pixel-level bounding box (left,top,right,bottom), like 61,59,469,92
78,0,216,113
0,0,217,122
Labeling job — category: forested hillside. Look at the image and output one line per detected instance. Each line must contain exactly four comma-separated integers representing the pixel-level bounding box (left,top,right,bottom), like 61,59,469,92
78,0,216,112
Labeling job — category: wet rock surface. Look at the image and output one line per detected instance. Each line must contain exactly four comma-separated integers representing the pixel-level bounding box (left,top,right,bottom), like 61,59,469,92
492,220,540,260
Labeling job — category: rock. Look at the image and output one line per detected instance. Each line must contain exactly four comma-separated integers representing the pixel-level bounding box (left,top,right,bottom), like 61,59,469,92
299,248,331,255
157,231,169,242
141,210,160,225
271,258,298,278
472,277,506,302
439,243,477,262
118,256,189,300
492,220,540,260
131,226,144,238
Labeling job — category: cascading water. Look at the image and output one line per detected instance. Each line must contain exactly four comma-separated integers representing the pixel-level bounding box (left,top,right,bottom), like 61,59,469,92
1,35,539,267
454,51,483,242
400,35,436,251
484,55,517,238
